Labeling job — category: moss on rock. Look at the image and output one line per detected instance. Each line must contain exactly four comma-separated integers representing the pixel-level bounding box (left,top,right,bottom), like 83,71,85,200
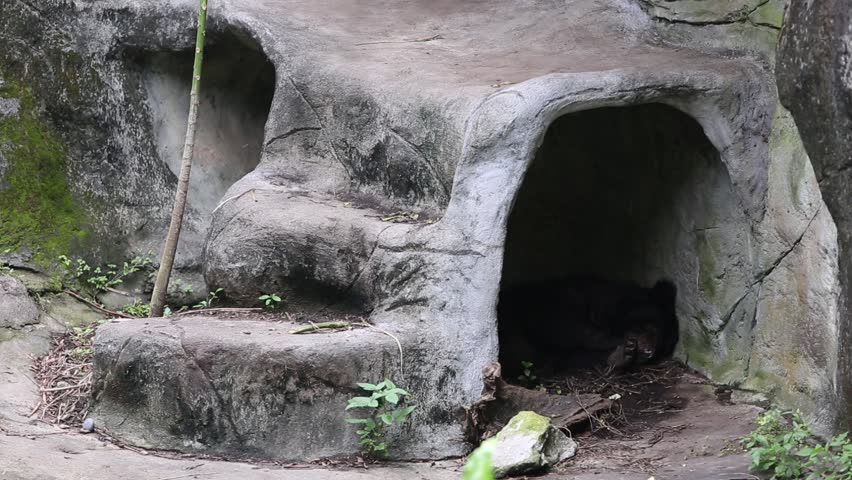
0,76,88,265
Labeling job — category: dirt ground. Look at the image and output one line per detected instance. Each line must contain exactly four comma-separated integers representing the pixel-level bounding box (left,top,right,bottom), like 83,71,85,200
556,369,762,478
486,361,762,479
1,320,761,480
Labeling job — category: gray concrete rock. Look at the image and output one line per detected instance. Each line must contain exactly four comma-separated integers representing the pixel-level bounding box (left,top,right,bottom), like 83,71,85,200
777,0,852,431
91,316,465,460
490,411,576,478
0,274,39,328
40,293,106,328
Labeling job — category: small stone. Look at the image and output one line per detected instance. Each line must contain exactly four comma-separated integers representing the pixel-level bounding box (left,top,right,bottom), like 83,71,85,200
0,274,40,329
80,418,95,433
490,411,576,478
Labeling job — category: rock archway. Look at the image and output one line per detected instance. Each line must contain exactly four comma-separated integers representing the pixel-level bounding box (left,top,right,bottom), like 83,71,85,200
498,104,748,376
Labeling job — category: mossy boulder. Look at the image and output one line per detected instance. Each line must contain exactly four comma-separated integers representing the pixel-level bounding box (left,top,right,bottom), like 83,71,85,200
490,411,576,478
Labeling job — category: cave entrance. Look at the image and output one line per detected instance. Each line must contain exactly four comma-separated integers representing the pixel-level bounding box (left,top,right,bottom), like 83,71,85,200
498,104,735,380
136,30,276,215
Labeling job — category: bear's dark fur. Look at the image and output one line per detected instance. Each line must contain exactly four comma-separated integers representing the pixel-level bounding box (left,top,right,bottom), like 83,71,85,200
498,274,679,374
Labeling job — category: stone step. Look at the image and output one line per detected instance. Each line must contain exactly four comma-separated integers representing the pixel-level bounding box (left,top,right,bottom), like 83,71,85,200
91,316,466,460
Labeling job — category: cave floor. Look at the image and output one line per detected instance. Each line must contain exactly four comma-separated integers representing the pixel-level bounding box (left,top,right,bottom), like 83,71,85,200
550,363,762,479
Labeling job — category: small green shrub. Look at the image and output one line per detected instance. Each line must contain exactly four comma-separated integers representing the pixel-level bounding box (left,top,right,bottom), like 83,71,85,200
193,288,223,309
462,438,497,480
517,360,538,388
68,324,99,358
258,293,282,310
743,409,852,479
345,379,417,457
58,254,153,297
172,279,194,296
121,300,151,317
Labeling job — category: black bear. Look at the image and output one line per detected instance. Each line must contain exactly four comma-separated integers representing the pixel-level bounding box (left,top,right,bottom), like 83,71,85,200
498,275,678,375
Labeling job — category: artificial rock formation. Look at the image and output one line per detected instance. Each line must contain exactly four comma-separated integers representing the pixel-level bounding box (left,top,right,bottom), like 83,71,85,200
776,0,852,429
0,0,844,459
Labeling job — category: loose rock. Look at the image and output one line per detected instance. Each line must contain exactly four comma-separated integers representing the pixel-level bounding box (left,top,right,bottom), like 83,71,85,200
490,411,576,478
0,274,39,329
81,418,95,433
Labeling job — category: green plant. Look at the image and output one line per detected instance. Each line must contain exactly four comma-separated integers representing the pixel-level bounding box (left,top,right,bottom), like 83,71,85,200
742,409,852,479
345,379,417,457
193,288,223,309
462,438,497,480
258,293,282,310
58,254,153,297
68,324,97,358
517,360,538,388
121,300,152,317
173,278,194,296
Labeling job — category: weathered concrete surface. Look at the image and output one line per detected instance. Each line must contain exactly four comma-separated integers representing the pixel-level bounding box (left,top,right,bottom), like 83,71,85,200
0,274,39,329
0,0,835,459
92,316,464,460
0,429,461,480
776,0,852,431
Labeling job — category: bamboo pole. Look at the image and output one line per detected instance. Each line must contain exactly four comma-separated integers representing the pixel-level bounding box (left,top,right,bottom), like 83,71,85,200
150,0,209,317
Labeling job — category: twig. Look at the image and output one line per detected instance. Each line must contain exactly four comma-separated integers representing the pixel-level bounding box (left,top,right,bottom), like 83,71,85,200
0,426,72,438
290,321,351,334
355,34,443,46
105,287,136,297
157,473,220,480
211,188,283,215
173,307,263,317
40,375,91,393
63,290,133,318
359,321,404,375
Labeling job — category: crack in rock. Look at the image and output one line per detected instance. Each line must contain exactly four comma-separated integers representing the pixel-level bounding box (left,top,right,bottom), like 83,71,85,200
265,126,321,147
714,206,822,334
175,322,245,445
640,0,781,31
388,127,451,199
284,75,353,179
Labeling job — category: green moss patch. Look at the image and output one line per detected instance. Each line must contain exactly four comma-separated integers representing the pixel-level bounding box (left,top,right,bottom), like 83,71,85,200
0,77,88,264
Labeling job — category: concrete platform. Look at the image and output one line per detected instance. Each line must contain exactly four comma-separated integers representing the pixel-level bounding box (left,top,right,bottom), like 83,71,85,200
91,315,466,460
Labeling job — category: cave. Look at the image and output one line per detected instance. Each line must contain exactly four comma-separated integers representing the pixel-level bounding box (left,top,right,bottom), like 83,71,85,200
135,30,276,215
498,104,742,378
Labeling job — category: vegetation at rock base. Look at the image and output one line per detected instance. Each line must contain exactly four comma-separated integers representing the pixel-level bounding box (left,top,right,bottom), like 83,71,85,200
517,360,539,389
193,287,224,309
346,379,417,457
58,254,153,298
462,438,497,480
743,409,852,479
0,78,88,264
258,292,282,310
